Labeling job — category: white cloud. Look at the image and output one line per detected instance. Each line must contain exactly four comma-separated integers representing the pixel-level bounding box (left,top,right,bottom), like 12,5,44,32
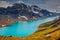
0,0,60,12
0,1,12,8
16,0,24,3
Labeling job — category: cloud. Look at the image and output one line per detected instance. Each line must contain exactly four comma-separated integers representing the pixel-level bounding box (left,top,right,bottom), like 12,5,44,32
0,1,12,8
16,0,60,12
0,0,60,12
16,0,24,3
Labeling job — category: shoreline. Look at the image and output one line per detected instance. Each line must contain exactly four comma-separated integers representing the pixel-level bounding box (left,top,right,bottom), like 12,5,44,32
0,16,58,28
0,16,60,40
0,18,17,28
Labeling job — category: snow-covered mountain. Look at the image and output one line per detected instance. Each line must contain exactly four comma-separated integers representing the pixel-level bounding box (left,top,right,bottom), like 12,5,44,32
0,3,59,21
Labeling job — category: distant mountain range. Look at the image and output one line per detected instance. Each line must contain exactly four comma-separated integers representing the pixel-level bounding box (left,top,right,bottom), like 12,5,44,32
0,3,60,21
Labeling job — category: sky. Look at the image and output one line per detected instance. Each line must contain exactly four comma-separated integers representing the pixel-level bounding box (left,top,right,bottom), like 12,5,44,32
0,0,60,13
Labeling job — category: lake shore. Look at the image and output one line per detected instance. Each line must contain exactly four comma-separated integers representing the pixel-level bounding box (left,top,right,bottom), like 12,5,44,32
0,17,60,40
0,24,60,40
0,16,58,28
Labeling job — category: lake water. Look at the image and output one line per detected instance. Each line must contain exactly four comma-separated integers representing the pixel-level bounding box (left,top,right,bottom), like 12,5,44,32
0,16,58,38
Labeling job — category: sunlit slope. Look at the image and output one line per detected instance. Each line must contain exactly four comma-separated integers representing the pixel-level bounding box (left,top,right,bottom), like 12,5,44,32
25,17,60,40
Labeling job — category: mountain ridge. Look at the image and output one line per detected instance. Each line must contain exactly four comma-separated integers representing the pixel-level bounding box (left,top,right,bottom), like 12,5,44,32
0,3,60,21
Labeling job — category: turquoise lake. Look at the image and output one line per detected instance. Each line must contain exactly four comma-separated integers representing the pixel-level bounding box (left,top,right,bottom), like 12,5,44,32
0,16,58,38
